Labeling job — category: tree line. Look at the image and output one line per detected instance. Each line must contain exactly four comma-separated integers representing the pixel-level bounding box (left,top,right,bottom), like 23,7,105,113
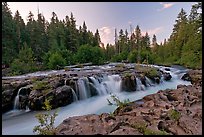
105,2,202,69
2,2,202,75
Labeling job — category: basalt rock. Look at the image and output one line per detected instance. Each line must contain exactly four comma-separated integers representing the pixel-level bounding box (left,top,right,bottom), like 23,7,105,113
163,72,172,81
121,74,136,92
181,69,202,86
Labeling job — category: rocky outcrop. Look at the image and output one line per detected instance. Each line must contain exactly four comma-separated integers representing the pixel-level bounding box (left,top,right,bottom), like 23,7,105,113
56,82,202,135
121,74,136,92
181,69,202,86
2,79,32,112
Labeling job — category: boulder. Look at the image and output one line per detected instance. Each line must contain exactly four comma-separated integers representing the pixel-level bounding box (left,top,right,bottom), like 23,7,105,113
2,89,15,112
121,75,136,92
181,70,202,86
52,85,74,108
163,72,172,81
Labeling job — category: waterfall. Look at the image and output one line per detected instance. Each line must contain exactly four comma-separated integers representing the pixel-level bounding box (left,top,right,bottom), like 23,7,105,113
83,77,91,98
145,76,153,87
13,87,24,110
77,78,88,100
89,76,105,95
64,79,67,85
136,77,145,91
77,77,92,100
99,75,121,94
25,105,30,112
71,88,78,102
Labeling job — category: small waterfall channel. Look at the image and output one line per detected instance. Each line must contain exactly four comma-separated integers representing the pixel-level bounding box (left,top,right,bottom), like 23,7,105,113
13,87,24,110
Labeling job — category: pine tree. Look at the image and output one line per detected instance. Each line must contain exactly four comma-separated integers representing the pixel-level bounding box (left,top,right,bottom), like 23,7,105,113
2,2,17,65
93,29,101,47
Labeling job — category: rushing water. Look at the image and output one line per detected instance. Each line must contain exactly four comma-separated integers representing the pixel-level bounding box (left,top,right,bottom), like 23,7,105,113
2,64,191,135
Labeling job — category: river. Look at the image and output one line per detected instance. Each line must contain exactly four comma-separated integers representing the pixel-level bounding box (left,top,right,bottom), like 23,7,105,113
2,63,191,135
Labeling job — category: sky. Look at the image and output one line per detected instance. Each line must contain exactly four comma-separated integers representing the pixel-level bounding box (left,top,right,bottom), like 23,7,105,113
7,2,196,46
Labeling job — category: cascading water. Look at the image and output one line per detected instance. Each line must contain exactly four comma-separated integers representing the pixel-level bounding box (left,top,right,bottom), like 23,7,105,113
71,88,78,102
64,79,67,85
136,77,146,91
77,77,92,100
2,64,192,135
145,76,153,87
13,87,24,110
77,78,88,100
101,75,122,94
89,76,105,95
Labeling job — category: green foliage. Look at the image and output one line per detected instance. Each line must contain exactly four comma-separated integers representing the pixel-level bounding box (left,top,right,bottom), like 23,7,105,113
107,94,130,109
136,65,159,79
10,43,38,75
131,123,169,135
152,3,202,69
33,81,51,91
111,51,128,62
124,72,131,78
3,2,202,76
127,50,137,63
59,49,74,65
169,109,181,121
2,2,18,65
115,63,125,68
33,99,58,135
145,68,159,79
75,44,105,65
48,51,66,70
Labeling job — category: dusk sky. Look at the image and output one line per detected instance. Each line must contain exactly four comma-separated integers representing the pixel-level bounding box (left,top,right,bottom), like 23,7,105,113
7,2,196,45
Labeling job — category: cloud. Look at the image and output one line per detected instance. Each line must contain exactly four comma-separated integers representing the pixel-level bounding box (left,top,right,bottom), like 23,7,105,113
158,2,175,11
99,26,114,45
141,27,164,36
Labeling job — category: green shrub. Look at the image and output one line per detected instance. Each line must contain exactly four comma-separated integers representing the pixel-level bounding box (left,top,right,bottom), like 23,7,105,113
33,99,58,135
74,44,105,65
48,52,66,70
131,122,169,135
169,109,181,121
128,50,137,63
107,94,130,108
33,81,51,90
135,65,159,79
11,44,38,75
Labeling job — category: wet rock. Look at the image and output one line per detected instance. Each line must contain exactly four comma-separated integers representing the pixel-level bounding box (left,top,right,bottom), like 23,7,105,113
164,68,171,71
53,85,74,108
181,73,191,81
2,89,15,112
121,75,136,92
163,72,172,81
154,77,160,84
181,69,202,86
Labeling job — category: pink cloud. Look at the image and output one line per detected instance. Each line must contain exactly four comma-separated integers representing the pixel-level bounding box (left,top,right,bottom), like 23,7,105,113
99,26,114,45
158,2,175,11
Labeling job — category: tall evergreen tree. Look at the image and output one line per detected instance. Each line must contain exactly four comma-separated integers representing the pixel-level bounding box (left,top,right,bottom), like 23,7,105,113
2,2,17,65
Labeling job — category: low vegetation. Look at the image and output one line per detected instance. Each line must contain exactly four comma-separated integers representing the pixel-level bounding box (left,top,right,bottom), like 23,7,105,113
136,65,159,79
168,109,181,121
107,94,130,109
33,98,58,135
131,122,169,135
32,81,51,91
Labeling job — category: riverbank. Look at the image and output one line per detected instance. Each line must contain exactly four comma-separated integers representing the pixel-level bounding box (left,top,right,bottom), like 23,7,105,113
56,69,202,135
